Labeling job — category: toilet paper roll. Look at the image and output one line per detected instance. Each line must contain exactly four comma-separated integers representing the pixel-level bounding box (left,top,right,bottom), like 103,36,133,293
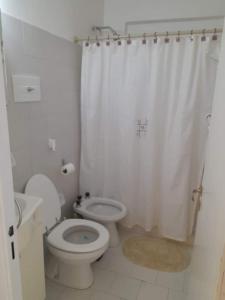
61,163,75,175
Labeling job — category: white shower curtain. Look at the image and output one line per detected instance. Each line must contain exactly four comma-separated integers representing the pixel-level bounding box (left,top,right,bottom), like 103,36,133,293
80,36,219,241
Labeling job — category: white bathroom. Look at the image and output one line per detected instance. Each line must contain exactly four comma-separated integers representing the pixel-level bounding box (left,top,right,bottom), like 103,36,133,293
1,1,225,300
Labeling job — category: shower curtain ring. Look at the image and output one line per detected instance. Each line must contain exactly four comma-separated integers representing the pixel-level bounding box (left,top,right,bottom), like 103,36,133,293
85,36,90,47
212,28,218,41
127,33,132,45
142,33,147,44
190,30,194,41
117,35,122,46
96,35,100,47
165,31,170,43
176,31,181,42
201,29,206,42
106,34,110,46
154,32,158,44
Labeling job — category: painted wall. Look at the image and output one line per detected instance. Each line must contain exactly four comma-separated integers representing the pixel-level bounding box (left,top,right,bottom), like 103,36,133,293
0,15,23,300
2,14,81,216
0,0,104,41
186,22,225,300
104,0,225,33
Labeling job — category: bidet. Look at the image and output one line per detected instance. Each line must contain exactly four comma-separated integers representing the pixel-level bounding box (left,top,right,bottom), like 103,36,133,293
73,196,127,247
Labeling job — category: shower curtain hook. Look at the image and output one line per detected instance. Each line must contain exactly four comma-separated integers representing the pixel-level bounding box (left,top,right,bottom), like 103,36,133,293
190,30,194,41
165,31,170,43
154,32,158,44
201,29,206,42
176,31,181,42
142,33,147,44
106,34,110,46
85,36,90,47
127,33,132,45
212,28,218,41
96,35,100,47
117,35,122,46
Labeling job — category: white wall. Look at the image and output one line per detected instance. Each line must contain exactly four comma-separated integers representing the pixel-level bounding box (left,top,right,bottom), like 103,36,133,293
0,0,104,41
2,14,81,216
186,21,225,300
104,0,225,33
0,14,22,300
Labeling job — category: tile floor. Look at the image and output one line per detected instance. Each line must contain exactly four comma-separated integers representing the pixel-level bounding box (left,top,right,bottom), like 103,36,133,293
46,227,190,300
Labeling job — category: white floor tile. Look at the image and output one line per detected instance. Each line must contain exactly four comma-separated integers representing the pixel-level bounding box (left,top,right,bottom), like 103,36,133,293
182,268,191,294
91,291,122,300
130,264,157,283
156,271,185,291
106,249,157,283
93,250,111,270
107,244,124,256
107,251,135,275
61,286,92,300
92,269,116,292
168,290,187,300
109,273,141,300
45,279,65,300
119,225,145,243
137,282,168,300
185,292,205,300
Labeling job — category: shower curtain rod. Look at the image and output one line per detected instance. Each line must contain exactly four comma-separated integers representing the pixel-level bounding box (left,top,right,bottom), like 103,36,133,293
74,28,223,43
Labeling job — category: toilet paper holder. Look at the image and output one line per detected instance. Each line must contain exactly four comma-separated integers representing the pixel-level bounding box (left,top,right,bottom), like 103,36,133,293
61,159,75,176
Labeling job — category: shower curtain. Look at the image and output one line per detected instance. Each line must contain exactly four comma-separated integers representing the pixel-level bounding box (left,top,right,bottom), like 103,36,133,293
80,35,219,241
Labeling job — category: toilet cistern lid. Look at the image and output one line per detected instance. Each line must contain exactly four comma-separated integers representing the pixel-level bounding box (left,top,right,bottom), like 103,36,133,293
25,174,61,231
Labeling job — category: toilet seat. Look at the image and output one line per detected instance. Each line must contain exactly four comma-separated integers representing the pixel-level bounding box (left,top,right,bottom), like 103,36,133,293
74,197,127,223
47,219,109,253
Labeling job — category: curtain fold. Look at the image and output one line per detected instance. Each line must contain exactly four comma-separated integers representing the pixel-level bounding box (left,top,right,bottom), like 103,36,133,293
80,36,219,241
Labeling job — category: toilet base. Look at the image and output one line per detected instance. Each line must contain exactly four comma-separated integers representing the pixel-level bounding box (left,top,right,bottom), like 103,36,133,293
58,262,93,289
104,222,120,247
46,255,93,289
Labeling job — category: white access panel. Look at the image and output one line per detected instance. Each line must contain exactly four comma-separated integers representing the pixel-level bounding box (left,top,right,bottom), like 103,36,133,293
12,75,41,102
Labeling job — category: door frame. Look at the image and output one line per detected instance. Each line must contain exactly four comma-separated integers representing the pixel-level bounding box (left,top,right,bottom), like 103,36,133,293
0,11,22,300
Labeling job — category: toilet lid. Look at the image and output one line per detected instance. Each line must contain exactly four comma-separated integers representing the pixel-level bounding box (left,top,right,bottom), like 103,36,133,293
47,219,109,253
25,174,61,231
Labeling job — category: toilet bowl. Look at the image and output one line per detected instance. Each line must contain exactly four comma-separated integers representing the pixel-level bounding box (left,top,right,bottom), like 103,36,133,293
47,219,109,289
25,174,109,289
73,197,127,247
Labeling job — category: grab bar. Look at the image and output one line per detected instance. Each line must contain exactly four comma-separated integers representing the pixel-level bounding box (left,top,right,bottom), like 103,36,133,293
15,198,22,229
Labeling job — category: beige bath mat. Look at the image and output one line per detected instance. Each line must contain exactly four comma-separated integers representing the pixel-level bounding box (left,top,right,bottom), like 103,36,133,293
123,236,191,272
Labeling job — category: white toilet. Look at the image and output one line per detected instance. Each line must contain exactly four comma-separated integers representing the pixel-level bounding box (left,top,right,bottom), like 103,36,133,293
73,197,127,247
25,174,109,289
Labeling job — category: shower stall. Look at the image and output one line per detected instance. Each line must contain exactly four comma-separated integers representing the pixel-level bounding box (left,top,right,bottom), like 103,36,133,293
77,19,222,242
